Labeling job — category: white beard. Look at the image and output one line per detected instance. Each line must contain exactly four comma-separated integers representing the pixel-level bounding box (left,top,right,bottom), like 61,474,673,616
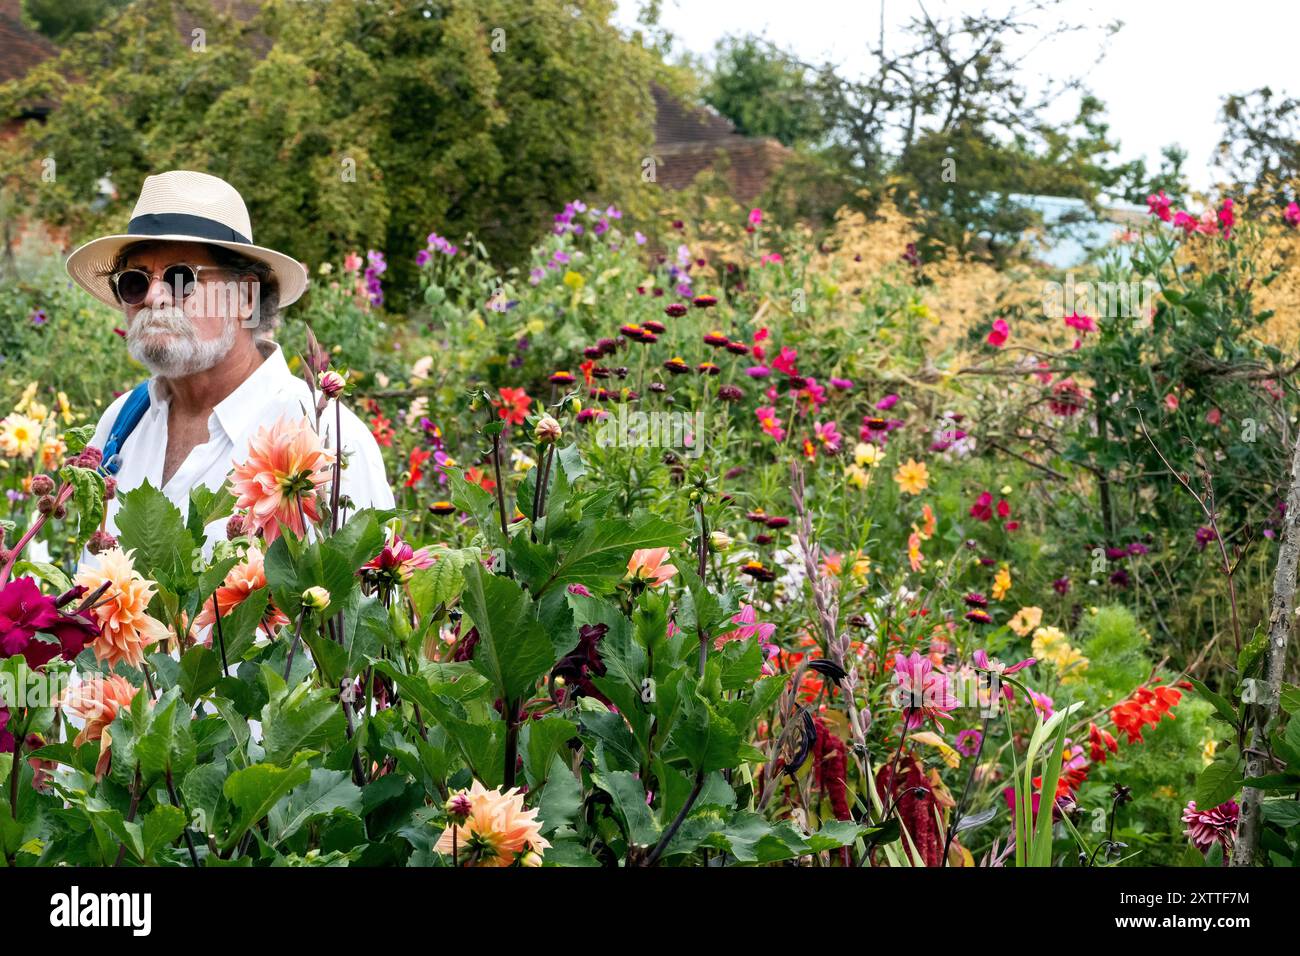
126,306,236,377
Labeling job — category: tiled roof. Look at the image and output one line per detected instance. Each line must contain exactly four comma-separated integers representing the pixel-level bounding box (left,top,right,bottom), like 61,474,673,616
0,0,57,86
651,84,791,202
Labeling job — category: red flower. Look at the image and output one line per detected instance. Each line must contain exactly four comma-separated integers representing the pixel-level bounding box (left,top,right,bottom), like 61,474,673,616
969,491,994,521
369,415,395,447
1088,722,1118,763
406,447,432,488
464,466,496,493
495,387,531,425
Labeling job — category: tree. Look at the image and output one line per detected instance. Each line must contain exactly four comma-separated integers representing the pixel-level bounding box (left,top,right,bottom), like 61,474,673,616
1217,87,1300,195
21,0,132,43
703,35,826,147
0,0,657,309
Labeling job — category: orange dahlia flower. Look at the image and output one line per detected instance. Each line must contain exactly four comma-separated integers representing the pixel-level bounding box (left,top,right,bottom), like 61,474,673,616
61,674,139,778
625,547,678,587
229,415,335,543
193,546,290,636
435,780,551,867
74,548,169,669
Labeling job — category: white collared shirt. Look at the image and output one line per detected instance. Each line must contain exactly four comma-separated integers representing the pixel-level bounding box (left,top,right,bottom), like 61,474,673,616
85,340,395,553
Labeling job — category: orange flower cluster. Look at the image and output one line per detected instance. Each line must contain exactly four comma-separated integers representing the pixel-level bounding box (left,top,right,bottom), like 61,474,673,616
1110,683,1183,744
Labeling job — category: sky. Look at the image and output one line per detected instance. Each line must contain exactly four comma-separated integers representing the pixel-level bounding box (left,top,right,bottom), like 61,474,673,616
615,0,1299,193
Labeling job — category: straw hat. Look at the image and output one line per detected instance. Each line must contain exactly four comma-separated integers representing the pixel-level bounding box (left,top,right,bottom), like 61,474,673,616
65,169,309,309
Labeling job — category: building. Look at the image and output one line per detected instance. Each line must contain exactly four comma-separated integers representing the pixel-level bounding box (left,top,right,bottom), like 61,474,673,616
650,83,791,204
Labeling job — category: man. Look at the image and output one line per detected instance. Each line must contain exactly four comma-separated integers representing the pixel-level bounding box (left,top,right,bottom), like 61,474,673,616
65,170,394,549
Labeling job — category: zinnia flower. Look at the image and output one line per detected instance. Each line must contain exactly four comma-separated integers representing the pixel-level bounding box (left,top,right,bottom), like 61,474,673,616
435,780,551,866
986,318,1009,348
1007,606,1043,637
229,415,336,543
74,548,168,669
61,674,139,779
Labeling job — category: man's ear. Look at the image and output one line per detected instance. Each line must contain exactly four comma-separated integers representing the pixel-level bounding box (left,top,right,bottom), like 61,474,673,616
238,273,261,327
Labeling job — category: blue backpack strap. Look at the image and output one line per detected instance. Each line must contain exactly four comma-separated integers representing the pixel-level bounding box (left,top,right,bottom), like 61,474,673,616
100,381,152,476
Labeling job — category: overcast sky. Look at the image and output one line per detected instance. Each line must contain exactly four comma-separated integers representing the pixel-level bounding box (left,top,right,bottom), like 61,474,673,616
615,0,1298,193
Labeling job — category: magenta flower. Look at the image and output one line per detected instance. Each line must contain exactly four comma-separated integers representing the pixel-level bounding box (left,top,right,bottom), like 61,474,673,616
969,491,994,521
813,420,841,453
986,318,1009,348
1182,800,1239,854
1064,312,1096,334
829,377,853,390
1285,202,1300,228
972,648,1035,703
748,208,763,226
875,394,900,411
755,406,785,442
954,729,983,757
772,346,799,376
1146,190,1172,222
893,651,960,730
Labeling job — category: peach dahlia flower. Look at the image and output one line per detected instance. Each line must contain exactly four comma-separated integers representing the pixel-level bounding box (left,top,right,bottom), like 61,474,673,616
435,780,551,867
74,547,168,669
193,546,290,635
229,415,335,543
625,547,678,588
61,674,139,779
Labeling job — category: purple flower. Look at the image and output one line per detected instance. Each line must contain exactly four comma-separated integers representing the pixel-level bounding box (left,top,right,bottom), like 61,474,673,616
529,267,545,285
1195,526,1217,551
954,729,983,757
1052,576,1070,595
1127,542,1149,556
634,231,646,245
415,250,432,266
829,377,853,390
875,394,900,410
30,308,47,326
745,365,771,378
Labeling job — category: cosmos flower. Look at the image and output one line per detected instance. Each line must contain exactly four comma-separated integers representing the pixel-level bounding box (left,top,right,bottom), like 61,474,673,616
893,458,929,495
0,414,41,458
229,416,335,543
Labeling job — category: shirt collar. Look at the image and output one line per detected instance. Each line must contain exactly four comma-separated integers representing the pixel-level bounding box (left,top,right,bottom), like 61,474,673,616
212,340,295,443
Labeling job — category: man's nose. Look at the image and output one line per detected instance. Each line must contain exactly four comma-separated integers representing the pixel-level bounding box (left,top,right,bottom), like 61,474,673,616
145,273,176,309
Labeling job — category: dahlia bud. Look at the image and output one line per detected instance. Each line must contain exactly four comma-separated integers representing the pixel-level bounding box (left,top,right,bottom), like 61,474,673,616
446,791,472,823
301,586,331,612
318,369,346,398
30,474,54,496
709,530,733,552
519,850,543,867
226,513,248,539
37,495,55,515
534,415,562,444
54,504,67,520
74,447,103,470
103,477,117,500
87,530,118,555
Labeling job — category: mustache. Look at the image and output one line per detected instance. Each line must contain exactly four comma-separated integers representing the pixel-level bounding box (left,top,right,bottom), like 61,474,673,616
129,307,192,335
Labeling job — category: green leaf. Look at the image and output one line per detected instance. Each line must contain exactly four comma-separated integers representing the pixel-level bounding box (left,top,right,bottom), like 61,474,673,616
1196,746,1243,809
671,696,740,773
538,755,583,836
9,560,72,593
115,480,196,589
215,587,271,661
261,683,348,766
142,804,187,862
522,716,578,789
1187,677,1237,727
187,485,236,540
222,761,312,851
268,768,363,845
592,770,660,846
460,562,555,704
57,464,106,550
178,645,223,704
536,515,688,596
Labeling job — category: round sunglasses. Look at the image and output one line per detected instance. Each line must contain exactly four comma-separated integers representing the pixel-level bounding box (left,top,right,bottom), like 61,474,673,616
108,263,241,306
